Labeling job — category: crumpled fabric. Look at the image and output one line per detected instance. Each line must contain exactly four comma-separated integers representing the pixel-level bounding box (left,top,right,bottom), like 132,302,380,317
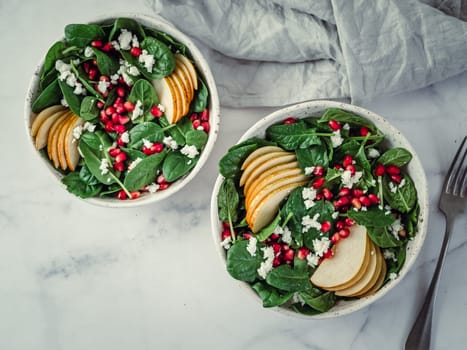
146,0,467,107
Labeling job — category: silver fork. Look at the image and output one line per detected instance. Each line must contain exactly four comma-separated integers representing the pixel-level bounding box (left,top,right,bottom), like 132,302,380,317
405,136,466,350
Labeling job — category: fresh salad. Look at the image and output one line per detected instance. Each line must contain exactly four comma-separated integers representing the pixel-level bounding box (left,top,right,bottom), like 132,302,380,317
217,109,419,315
30,18,210,200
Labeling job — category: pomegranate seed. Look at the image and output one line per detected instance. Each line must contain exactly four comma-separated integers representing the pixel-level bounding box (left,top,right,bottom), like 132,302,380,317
108,148,121,157
283,117,296,124
100,110,109,123
345,164,356,175
124,101,135,112
335,196,350,207
96,101,104,109
297,247,310,260
88,68,98,80
83,62,90,73
99,75,110,82
360,126,369,136
104,121,114,132
199,109,209,121
142,146,154,155
351,197,362,209
328,120,341,131
359,195,371,207
323,248,334,259
270,233,280,241
119,115,130,125
243,233,253,240
315,193,323,200
331,233,341,244
92,59,98,66
344,218,355,227
159,183,170,190
117,190,127,200
283,249,295,261
130,191,141,199
149,106,162,118
111,113,120,124
352,188,364,197
201,121,210,133
390,174,402,184
339,187,351,197
105,106,115,116
313,166,324,177
117,136,126,146
101,42,113,52
336,221,345,230
374,164,386,176
222,222,230,230
192,119,201,129
116,86,126,97
338,228,350,238
342,155,353,167
113,161,125,172
340,205,350,213
189,113,198,122
322,188,333,200
130,47,142,57
271,243,281,255
151,142,164,153
273,257,281,267
386,165,401,175
221,229,231,240
368,193,380,204
114,124,126,134
321,221,332,233
281,244,290,251
91,40,102,48
114,152,127,163
312,177,325,189
156,174,167,184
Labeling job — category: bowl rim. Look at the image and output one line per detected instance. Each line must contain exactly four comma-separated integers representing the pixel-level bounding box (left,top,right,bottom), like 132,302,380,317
210,99,429,319
24,13,220,208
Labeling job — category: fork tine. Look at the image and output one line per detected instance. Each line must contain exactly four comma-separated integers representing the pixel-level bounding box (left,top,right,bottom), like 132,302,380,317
445,136,467,195
452,141,467,196
460,167,467,198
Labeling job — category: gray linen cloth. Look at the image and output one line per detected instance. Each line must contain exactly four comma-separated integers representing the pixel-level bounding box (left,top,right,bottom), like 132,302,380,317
147,0,467,107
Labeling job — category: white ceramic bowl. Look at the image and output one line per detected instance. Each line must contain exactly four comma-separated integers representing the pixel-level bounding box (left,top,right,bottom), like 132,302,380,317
210,100,428,318
24,14,220,207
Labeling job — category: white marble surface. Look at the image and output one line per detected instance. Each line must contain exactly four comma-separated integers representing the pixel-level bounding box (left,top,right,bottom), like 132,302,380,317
1,1,466,349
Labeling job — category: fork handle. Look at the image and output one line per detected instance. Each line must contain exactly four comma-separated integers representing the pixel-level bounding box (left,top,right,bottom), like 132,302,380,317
405,217,453,350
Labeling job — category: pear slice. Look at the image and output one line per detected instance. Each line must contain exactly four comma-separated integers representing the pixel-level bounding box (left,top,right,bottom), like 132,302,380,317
174,63,194,101
153,77,177,124
244,161,301,195
245,173,309,212
361,253,387,297
34,109,67,150
175,54,198,90
57,113,77,170
64,117,84,171
166,76,182,123
47,113,70,168
31,105,66,137
170,73,189,118
241,146,285,170
247,181,308,233
240,152,295,187
311,224,371,290
335,242,381,297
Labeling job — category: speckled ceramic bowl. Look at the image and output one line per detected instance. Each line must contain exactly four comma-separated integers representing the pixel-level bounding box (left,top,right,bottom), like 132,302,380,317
210,100,428,318
24,14,220,207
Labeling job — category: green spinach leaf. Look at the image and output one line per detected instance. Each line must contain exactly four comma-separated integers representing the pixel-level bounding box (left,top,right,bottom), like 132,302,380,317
134,36,175,79
377,148,412,167
123,150,167,191
226,239,264,282
251,281,293,307
296,143,329,171
383,174,417,213
162,151,198,182
127,79,159,122
191,79,208,112
91,48,119,76
128,122,164,149
41,41,66,82
61,167,102,198
266,264,312,292
78,140,117,185
108,18,146,41
64,24,105,47
266,121,322,150
367,226,403,248
256,213,281,242
217,178,239,224
58,79,81,115
299,290,336,312
219,143,257,179
32,79,62,113
318,108,377,133
79,96,100,121
185,129,208,149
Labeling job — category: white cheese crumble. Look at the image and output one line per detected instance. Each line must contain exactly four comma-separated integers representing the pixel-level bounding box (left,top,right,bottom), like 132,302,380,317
331,211,339,219
246,237,257,257
118,29,134,50
342,123,350,130
110,73,120,85
132,35,140,48
304,166,315,176
275,225,292,244
128,65,140,76
388,218,404,240
220,237,232,250
312,236,331,257
83,122,96,133
302,213,321,232
147,182,160,193
157,103,165,112
97,80,110,94
128,157,143,171
306,253,320,267
399,178,406,188
383,249,397,262
73,83,85,95
163,136,178,150
142,138,154,148
61,98,69,107
72,125,83,140
180,145,199,159
84,46,94,58
111,40,120,50
257,246,275,279
131,100,144,120
302,187,317,209
292,293,306,305
367,148,380,159
389,272,398,281
99,158,109,175
138,49,155,72
55,60,86,95
389,182,397,193
330,130,344,148
341,170,363,189
117,59,141,86
120,131,130,143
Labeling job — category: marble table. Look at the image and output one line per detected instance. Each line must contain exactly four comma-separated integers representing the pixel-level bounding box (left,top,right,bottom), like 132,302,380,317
1,1,466,349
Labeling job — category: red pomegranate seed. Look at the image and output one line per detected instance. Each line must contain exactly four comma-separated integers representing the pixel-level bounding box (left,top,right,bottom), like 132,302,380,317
97,101,104,109
273,257,281,267
283,117,296,124
281,244,290,251
351,197,362,209
130,47,142,57
312,177,325,189
115,152,127,163
243,233,253,240
111,113,120,124
104,121,114,132
297,247,310,260
88,68,98,80
283,249,295,261
189,113,198,121
360,126,369,136
113,161,125,172
192,119,201,129
156,174,167,184
142,146,154,155
374,164,385,176
386,165,401,175
83,62,90,73
270,233,280,241
338,228,350,238
321,221,332,233
315,193,324,200
115,87,126,98
114,124,126,134
151,105,163,117
222,222,230,230
105,106,115,116
342,155,353,167
124,101,135,112
390,174,402,184
323,248,334,259
328,120,341,131
91,40,103,48
339,187,351,197
108,148,121,157
130,191,141,199
100,110,109,123
101,42,113,52
201,121,210,133
344,217,355,227
151,142,164,153
335,196,350,207
368,193,380,204
99,75,110,82
352,188,364,197
271,243,281,255
335,221,345,230
322,188,333,200
345,164,356,175
359,195,371,207
313,166,324,177
331,233,341,244
119,115,130,125
159,183,170,190
221,229,231,240
117,136,126,146
117,190,127,200
199,109,209,121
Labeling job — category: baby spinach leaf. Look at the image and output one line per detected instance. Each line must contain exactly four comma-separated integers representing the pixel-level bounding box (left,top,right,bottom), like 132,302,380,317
266,121,322,150
299,290,336,313
64,24,105,47
91,48,119,76
324,168,343,187
383,174,417,213
226,239,264,282
191,79,208,112
32,78,62,113
266,265,312,292
128,122,164,149
291,304,322,315
346,208,395,227
296,144,329,171
147,29,186,54
303,201,335,249
41,41,66,81
162,151,198,182
61,170,102,198
367,226,403,248
123,150,167,191
78,141,117,185
227,137,275,152
121,147,146,162
159,116,186,145
217,178,239,223
251,281,294,307
378,147,412,167
318,108,377,133
80,96,100,121
185,130,207,149
219,143,257,179
80,130,113,151
58,79,82,115
385,245,407,281
134,37,175,79
127,79,159,121
256,213,281,242
108,17,146,41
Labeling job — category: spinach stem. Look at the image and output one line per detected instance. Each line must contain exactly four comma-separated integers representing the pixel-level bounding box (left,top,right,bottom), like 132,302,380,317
162,124,177,132
62,46,80,55
228,211,236,241
282,212,294,227
110,172,132,198
70,64,105,102
378,176,384,206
